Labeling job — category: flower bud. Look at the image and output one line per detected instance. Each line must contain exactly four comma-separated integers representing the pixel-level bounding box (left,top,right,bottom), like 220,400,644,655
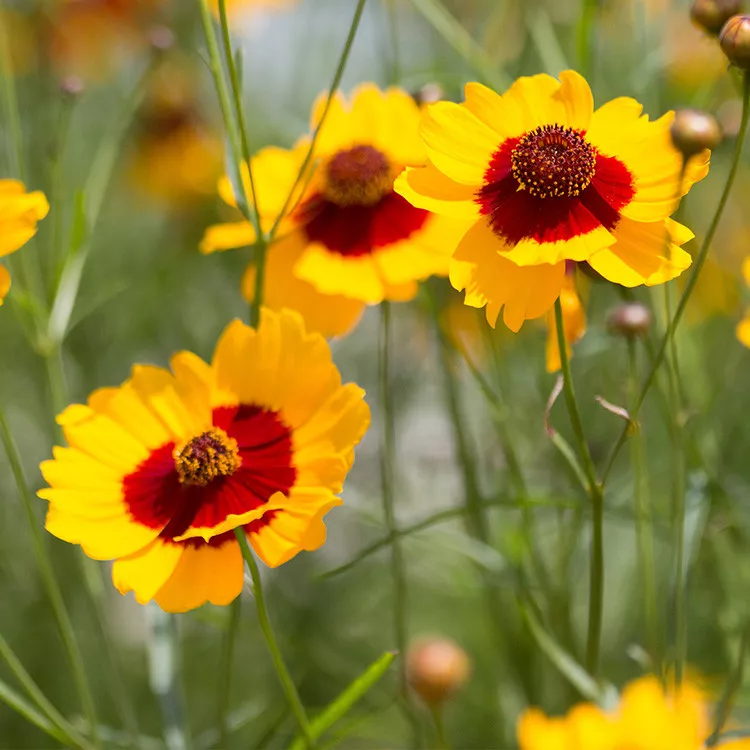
720,14,750,69
606,303,652,338
670,109,722,157
411,82,445,106
59,75,84,98
691,0,743,35
406,638,470,706
148,25,175,53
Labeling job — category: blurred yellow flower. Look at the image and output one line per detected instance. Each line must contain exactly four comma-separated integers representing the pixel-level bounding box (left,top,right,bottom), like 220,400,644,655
518,675,750,750
210,0,298,13
201,85,466,336
0,180,49,305
545,268,587,373
128,58,222,206
395,70,709,332
39,309,370,612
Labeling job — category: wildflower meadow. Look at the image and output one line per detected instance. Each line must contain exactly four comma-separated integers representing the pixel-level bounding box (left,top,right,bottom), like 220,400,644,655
3,0,750,748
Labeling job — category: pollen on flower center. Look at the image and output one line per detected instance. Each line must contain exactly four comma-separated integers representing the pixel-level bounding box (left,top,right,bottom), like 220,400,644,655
324,145,393,207
174,427,241,486
510,124,596,199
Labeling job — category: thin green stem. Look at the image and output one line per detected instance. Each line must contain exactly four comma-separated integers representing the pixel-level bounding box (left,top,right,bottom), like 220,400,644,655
706,620,750,746
577,0,599,76
429,706,450,750
0,399,100,747
0,630,95,750
554,298,604,678
49,95,74,295
233,529,314,749
627,340,659,667
216,598,241,749
384,0,401,84
602,71,750,485
0,675,71,747
379,303,422,745
268,0,368,239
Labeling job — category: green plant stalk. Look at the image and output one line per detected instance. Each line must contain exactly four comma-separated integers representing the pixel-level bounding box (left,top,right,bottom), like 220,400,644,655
429,706,450,750
384,0,401,84
554,298,604,677
288,651,397,750
233,529,314,749
216,598,241,749
602,71,750,485
577,0,599,76
627,340,659,668
0,400,101,747
706,620,750,746
0,676,71,747
379,302,422,745
268,0,368,240
407,0,510,91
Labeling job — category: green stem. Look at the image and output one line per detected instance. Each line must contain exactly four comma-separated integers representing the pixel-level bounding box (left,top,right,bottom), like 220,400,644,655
627,340,659,668
554,298,604,678
577,0,599,76
384,0,401,84
0,399,101,747
602,71,750,485
233,529,314,749
379,303,422,745
706,620,750,746
429,706,450,750
216,598,241,749
268,0,368,239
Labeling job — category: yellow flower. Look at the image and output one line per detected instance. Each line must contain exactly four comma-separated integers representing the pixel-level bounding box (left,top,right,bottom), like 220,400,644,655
0,180,49,305
201,85,467,336
545,267,587,373
210,0,298,13
517,675,750,750
395,71,709,332
39,309,370,613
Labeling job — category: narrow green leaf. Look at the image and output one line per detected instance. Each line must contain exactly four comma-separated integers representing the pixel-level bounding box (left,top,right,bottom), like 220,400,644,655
288,652,397,750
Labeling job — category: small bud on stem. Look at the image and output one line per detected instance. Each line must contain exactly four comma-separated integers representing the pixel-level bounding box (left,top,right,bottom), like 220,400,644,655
607,303,652,339
671,109,722,157
406,638,470,707
691,0,743,35
720,14,750,69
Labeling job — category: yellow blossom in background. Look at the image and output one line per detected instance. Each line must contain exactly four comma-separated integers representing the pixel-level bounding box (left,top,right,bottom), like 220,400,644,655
39,309,370,612
545,268,587,373
201,85,466,337
210,0,298,13
736,256,750,347
0,180,49,305
395,70,709,331
128,58,222,206
518,675,750,750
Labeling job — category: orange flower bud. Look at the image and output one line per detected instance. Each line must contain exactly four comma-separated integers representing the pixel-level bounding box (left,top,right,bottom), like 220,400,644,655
691,0,743,35
406,638,470,706
671,109,722,157
720,14,750,68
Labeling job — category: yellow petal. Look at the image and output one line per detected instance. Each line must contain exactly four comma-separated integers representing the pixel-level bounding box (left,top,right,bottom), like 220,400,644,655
394,162,480,220
112,538,184,604
199,220,256,254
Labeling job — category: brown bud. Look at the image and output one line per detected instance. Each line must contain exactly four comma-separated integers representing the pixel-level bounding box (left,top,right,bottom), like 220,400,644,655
59,75,84,98
671,109,722,156
406,638,470,706
606,303,652,338
148,25,175,53
411,82,444,106
720,14,750,68
691,0,743,35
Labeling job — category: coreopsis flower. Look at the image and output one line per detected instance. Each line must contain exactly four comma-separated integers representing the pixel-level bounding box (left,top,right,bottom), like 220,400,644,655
545,268,586,373
39,309,370,613
395,71,709,331
517,675,750,750
128,58,222,206
201,84,466,337
0,180,49,304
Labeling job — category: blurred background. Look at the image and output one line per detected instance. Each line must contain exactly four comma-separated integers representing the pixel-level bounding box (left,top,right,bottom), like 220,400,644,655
2,0,750,747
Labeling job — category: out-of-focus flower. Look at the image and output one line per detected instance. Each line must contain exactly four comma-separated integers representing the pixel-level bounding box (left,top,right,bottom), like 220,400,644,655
736,257,750,347
691,0,744,36
0,180,49,305
201,85,466,336
518,675,750,750
671,109,722,157
396,71,708,331
545,267,586,373
47,0,159,80
607,301,653,338
39,309,370,612
210,0,298,14
127,58,222,206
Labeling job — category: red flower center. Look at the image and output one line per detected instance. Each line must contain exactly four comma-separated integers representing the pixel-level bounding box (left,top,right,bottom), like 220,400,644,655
173,427,241,486
324,145,393,207
122,405,296,542
510,125,596,199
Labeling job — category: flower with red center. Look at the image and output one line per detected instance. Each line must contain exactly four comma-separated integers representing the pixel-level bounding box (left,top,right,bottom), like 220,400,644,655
395,71,710,331
0,180,49,305
200,84,467,336
38,309,370,613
